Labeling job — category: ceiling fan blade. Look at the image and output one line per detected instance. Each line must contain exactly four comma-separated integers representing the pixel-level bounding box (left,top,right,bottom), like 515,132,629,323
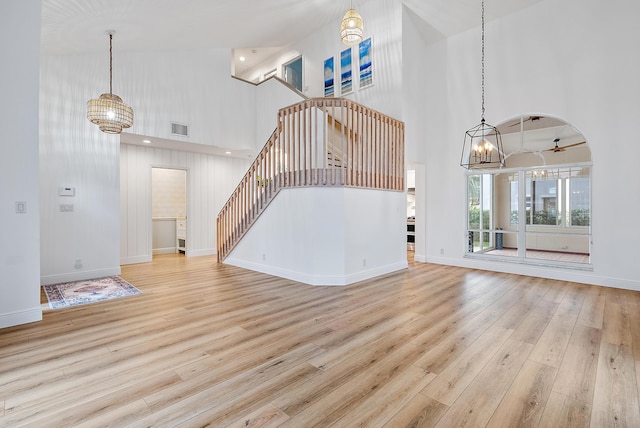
544,140,586,152
559,141,586,149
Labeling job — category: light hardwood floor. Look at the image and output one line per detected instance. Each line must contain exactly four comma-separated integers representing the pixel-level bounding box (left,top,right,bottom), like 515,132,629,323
1,254,640,427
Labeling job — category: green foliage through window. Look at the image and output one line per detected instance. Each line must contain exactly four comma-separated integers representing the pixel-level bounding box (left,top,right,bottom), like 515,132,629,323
468,207,491,230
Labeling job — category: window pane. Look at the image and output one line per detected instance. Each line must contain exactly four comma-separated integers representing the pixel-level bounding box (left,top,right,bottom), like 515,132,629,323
510,178,518,226
468,175,480,229
482,174,492,230
525,180,531,225
527,172,558,225
482,231,491,250
570,176,590,226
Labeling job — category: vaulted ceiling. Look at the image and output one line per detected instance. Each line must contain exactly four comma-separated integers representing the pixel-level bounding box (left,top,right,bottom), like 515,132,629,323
41,0,541,55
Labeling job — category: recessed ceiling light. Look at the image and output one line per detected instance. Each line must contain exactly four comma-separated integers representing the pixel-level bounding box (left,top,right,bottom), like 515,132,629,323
143,139,151,144
239,56,245,62
225,151,232,155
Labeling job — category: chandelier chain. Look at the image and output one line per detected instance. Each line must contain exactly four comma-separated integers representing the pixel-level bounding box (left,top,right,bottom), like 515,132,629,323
481,0,485,121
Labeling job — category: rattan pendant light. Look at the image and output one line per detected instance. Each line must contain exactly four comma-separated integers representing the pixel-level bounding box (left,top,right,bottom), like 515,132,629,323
340,3,364,47
87,31,133,134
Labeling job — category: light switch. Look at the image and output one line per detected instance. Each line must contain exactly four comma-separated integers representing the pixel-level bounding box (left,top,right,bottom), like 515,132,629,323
15,201,26,214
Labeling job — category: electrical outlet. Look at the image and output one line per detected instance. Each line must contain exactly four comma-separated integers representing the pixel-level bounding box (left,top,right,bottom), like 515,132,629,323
262,253,266,261
60,204,74,212
440,248,444,255
74,259,82,269
362,258,367,267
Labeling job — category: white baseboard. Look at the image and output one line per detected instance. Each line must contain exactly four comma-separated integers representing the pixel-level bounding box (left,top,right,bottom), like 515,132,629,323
344,261,409,285
413,253,427,263
153,247,176,255
40,267,122,285
224,259,408,286
0,307,42,329
187,248,216,257
421,255,640,292
120,249,215,265
120,255,152,265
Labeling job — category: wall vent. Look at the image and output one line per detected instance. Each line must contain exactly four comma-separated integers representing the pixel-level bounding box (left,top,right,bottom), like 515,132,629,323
171,122,189,137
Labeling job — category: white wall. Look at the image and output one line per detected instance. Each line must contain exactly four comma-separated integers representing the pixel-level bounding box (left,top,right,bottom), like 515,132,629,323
239,0,404,121
255,78,306,147
121,49,258,150
39,47,259,283
292,0,403,120
226,187,407,286
0,0,43,327
120,144,250,264
418,0,640,290
39,54,123,285
403,5,434,263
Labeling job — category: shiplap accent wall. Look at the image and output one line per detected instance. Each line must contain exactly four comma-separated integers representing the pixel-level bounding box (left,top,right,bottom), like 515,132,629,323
120,144,250,264
40,54,123,286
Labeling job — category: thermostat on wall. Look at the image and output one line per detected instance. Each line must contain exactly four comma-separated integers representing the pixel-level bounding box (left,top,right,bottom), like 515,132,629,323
58,187,75,196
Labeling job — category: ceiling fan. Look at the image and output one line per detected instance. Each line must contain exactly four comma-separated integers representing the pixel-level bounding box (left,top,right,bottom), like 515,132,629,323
546,138,586,152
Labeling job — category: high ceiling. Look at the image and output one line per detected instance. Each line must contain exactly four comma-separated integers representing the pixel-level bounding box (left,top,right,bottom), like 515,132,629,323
40,0,547,156
41,0,541,56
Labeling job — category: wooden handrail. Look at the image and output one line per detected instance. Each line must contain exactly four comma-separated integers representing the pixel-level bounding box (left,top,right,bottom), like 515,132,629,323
216,98,405,262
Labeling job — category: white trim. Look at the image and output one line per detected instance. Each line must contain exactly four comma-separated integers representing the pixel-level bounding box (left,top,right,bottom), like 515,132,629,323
413,253,427,263
187,248,216,257
344,261,408,285
40,267,122,285
153,247,177,255
0,307,42,329
225,258,408,286
120,255,152,265
422,256,640,292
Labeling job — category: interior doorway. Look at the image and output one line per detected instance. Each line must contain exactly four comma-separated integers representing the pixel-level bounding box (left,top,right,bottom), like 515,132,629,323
407,169,415,253
151,167,187,257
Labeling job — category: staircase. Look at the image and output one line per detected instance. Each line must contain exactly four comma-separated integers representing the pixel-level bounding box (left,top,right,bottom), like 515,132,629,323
216,97,404,262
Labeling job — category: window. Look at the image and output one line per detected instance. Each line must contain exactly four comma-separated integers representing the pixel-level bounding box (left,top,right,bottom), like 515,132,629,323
283,56,303,92
517,168,590,228
464,114,592,267
467,173,493,252
569,176,590,226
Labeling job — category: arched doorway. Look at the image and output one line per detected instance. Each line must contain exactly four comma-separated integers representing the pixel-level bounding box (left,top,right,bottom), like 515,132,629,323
464,114,592,268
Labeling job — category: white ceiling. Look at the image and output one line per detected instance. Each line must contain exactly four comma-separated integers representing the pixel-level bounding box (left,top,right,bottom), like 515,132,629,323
40,0,541,56
41,0,344,55
41,0,546,155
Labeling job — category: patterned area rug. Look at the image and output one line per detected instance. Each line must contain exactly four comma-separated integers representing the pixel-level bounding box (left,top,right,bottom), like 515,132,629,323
43,276,142,310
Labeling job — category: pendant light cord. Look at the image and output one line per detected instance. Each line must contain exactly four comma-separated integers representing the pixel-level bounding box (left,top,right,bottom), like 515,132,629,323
481,0,485,122
109,33,113,95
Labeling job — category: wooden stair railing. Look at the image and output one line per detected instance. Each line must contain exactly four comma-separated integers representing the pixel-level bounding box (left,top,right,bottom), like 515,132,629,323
216,98,404,262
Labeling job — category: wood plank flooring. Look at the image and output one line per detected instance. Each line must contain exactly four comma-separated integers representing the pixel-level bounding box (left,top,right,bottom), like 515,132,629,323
2,254,640,427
